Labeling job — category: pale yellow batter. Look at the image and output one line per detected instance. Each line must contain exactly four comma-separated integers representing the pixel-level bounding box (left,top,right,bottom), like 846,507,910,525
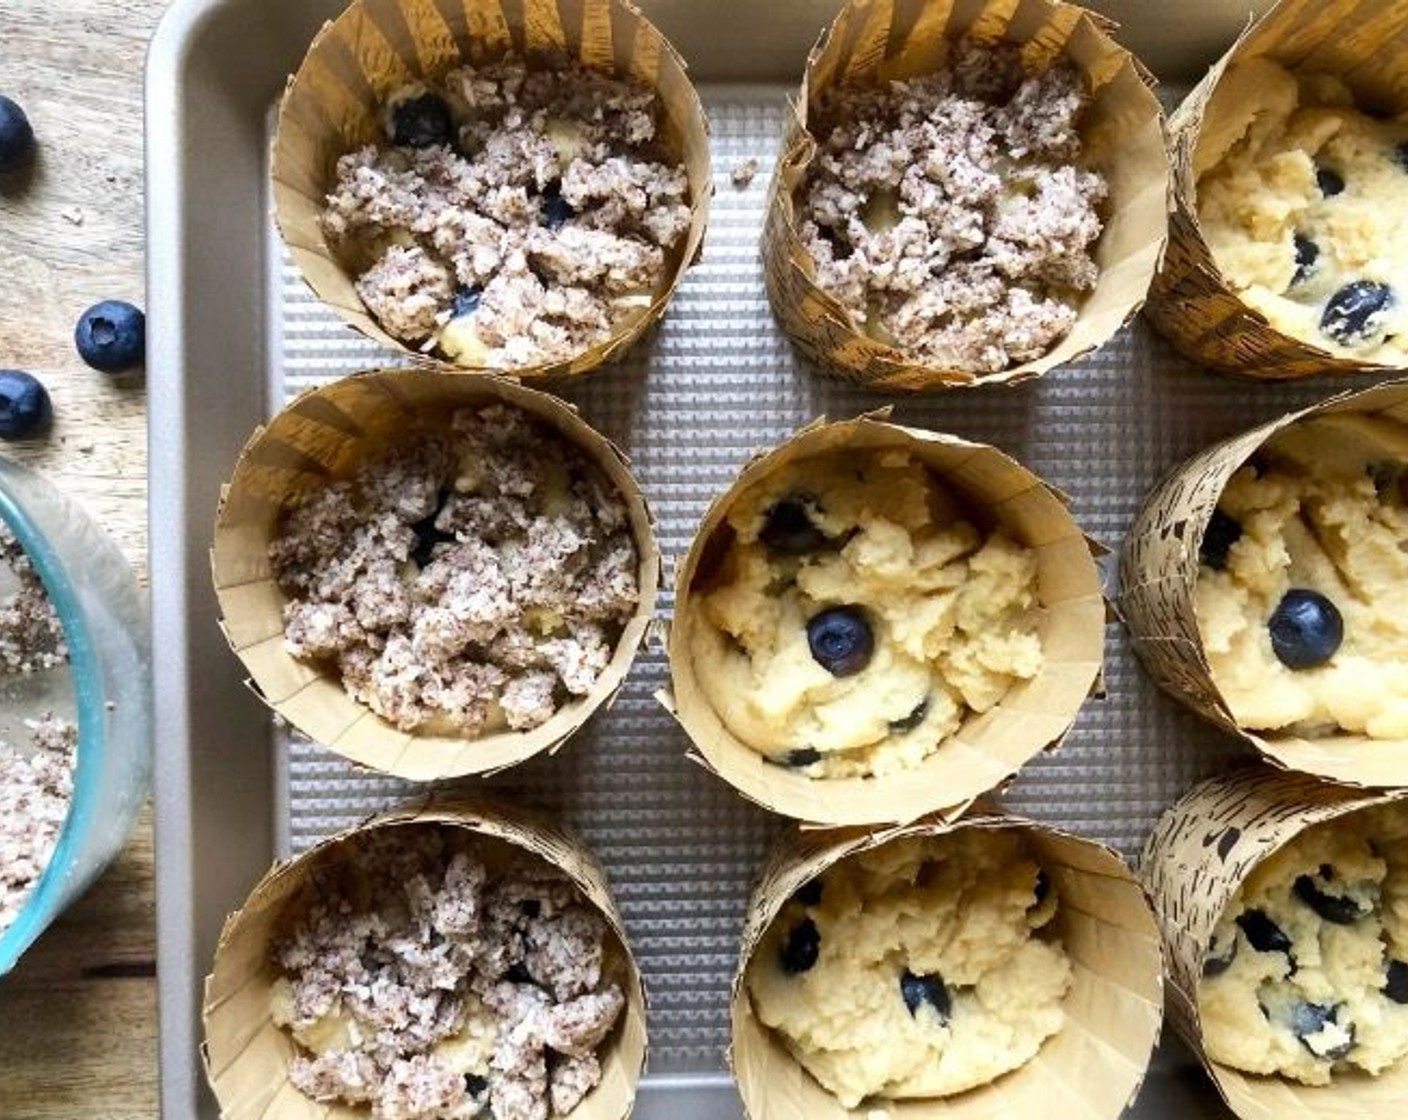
1199,805,1408,1085
1197,58,1408,363
1195,413,1408,738
746,830,1071,1106
686,448,1044,779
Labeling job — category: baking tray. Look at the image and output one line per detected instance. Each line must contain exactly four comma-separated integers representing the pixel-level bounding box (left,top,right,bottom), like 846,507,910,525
146,0,1388,1116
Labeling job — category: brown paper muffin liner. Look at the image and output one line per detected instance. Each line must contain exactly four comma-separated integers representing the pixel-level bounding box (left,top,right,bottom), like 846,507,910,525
1141,766,1408,1117
732,810,1164,1118
759,0,1169,392
211,367,660,781
202,797,647,1120
1118,377,1408,787
660,414,1106,827
271,0,711,380
1145,0,1408,379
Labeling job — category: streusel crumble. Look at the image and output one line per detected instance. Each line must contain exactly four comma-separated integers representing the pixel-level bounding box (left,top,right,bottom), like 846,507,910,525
271,826,628,1120
0,521,76,936
321,54,692,370
799,41,1108,374
269,402,640,737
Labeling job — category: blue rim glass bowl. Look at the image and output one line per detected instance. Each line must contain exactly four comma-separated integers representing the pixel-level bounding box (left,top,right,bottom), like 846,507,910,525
0,456,151,975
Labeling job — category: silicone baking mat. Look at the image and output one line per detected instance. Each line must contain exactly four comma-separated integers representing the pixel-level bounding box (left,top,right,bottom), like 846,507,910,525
268,84,1379,1075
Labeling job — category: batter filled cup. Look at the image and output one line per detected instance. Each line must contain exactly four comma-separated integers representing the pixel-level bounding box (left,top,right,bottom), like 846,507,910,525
663,414,1105,826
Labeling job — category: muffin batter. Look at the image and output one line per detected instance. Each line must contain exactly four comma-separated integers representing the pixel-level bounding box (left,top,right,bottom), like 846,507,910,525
1197,58,1408,362
746,830,1071,1106
1199,805,1408,1084
687,448,1043,779
1195,413,1408,738
800,40,1108,374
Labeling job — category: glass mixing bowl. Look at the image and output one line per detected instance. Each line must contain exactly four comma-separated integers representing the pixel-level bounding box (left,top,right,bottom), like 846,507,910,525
0,456,151,975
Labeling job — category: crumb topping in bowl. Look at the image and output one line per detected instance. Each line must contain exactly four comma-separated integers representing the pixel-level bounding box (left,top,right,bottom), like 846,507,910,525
0,521,76,937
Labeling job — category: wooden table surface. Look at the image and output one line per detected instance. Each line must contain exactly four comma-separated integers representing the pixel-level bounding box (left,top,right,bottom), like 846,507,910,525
0,0,166,1115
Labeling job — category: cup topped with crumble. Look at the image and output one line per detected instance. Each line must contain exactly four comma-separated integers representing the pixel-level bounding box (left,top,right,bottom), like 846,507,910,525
761,0,1169,391
272,0,711,378
212,370,659,781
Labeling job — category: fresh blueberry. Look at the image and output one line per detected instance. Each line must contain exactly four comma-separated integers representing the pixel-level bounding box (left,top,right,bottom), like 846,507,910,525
391,93,453,148
807,606,874,677
1291,234,1319,287
541,185,575,231
0,370,52,440
1369,461,1399,495
1238,909,1292,955
410,493,456,566
465,1074,490,1096
1385,960,1408,1003
1293,867,1368,924
888,695,930,734
784,747,821,768
779,917,820,974
1269,589,1343,670
817,223,853,261
75,299,145,373
411,516,455,566
1316,167,1345,197
792,879,823,907
1202,931,1238,978
452,285,482,318
1321,281,1393,346
1200,508,1243,571
1288,1001,1354,1060
899,970,951,1021
760,497,828,555
504,962,533,983
0,95,35,173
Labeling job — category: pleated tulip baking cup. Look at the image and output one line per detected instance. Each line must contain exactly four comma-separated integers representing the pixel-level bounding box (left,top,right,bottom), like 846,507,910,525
759,0,1169,392
1146,0,1408,378
661,415,1106,827
271,0,710,379
211,368,659,781
731,811,1164,1119
203,798,647,1120
1141,767,1408,1118
1118,377,1408,788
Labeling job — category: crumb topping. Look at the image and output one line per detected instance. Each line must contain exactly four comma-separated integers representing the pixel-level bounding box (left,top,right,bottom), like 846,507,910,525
320,55,691,369
272,828,627,1120
269,403,640,736
799,41,1108,374
0,525,68,674
731,157,760,189
0,522,75,937
0,714,77,933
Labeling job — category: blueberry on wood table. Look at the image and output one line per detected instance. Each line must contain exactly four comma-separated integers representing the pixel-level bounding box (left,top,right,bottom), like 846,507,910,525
0,370,52,440
75,300,145,373
0,95,35,173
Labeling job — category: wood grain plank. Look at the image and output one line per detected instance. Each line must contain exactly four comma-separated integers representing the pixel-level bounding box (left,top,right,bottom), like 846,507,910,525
0,0,166,1116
